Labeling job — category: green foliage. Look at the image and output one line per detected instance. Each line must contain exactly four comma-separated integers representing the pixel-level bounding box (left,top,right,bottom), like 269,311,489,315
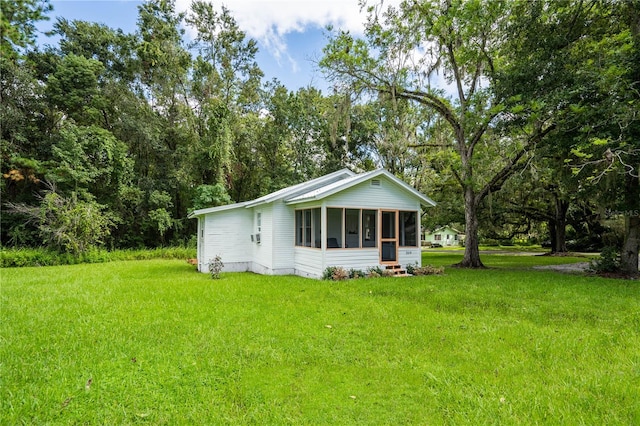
147,190,173,237
366,266,384,277
39,192,112,254
348,268,365,279
46,54,105,123
0,0,52,59
0,246,196,267
588,246,621,274
191,183,232,210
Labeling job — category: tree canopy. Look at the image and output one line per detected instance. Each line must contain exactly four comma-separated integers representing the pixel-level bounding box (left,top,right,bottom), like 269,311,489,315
1,0,637,273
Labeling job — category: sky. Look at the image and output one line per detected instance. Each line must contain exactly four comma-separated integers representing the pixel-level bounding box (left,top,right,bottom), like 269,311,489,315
36,0,401,93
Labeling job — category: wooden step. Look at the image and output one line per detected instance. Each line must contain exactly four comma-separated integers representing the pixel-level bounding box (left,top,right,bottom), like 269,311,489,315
385,264,408,277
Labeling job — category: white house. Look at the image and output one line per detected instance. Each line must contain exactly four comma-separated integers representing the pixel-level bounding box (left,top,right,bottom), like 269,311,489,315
188,169,436,279
424,226,464,247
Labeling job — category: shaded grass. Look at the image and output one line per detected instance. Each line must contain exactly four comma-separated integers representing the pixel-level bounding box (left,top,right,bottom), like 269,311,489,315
1,259,638,424
422,251,591,268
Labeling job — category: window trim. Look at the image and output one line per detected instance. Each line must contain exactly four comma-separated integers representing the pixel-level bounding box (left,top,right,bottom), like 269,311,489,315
295,207,321,249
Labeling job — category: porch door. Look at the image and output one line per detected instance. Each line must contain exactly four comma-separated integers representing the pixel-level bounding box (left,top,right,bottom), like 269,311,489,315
380,210,397,263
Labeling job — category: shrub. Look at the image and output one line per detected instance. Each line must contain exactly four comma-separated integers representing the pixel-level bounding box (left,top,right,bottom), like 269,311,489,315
412,265,445,276
208,255,224,279
381,269,395,277
322,266,337,280
331,267,349,281
588,246,620,274
366,266,383,278
405,262,418,275
0,247,198,268
349,269,365,279
323,266,355,280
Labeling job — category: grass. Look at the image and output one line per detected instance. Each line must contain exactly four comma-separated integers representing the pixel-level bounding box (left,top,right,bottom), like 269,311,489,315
1,255,638,424
422,251,592,269
0,246,197,268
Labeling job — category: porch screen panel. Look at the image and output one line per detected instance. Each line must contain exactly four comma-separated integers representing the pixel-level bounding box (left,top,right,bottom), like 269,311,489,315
382,242,397,262
313,208,321,248
400,211,417,247
304,210,312,247
345,209,360,248
362,210,377,247
326,208,343,248
382,211,395,238
295,210,303,246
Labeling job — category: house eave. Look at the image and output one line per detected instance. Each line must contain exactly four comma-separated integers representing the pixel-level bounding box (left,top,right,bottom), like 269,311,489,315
285,169,437,208
187,202,249,219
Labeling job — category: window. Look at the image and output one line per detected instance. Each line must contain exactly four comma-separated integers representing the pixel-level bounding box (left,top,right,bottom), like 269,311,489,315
434,234,441,241
400,211,417,247
295,208,320,248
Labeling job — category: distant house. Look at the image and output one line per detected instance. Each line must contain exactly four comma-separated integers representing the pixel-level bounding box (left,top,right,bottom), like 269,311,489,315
188,169,436,279
424,226,463,247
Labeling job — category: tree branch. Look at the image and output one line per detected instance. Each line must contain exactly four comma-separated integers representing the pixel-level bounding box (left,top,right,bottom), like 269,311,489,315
476,122,556,207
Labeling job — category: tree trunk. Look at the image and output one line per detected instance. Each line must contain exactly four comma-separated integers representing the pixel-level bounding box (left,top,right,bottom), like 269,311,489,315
620,215,640,274
548,218,557,253
456,186,485,268
620,172,639,274
553,197,569,253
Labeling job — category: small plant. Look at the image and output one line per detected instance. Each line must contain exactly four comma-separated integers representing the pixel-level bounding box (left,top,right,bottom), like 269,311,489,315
588,246,620,274
323,266,338,280
366,266,383,278
381,269,395,277
208,255,224,279
412,265,445,276
405,262,418,275
331,266,349,281
349,269,365,279
322,266,350,281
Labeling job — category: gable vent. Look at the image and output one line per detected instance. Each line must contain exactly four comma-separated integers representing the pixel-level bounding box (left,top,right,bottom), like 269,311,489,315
371,179,381,187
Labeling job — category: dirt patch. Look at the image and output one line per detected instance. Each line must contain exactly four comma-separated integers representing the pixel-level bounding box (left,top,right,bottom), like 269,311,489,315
533,262,639,280
532,262,591,273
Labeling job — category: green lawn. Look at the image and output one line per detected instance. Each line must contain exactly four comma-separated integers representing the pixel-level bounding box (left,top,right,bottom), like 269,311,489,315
2,255,638,424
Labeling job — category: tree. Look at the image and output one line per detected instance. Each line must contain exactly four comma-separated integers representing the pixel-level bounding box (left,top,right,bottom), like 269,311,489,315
191,183,232,210
0,0,51,59
321,0,555,267
565,1,640,274
46,53,106,125
6,182,113,254
498,0,639,273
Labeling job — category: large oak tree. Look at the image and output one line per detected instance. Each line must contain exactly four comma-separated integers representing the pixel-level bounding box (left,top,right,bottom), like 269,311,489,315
321,0,555,267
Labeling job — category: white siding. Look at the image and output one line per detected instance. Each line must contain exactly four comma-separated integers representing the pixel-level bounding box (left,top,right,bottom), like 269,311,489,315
294,247,324,278
398,248,422,269
201,208,252,272
252,205,273,271
324,176,419,210
271,201,295,270
325,249,380,271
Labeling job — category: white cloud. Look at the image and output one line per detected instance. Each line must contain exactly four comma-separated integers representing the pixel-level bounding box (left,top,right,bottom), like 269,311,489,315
177,0,368,38
176,0,400,69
